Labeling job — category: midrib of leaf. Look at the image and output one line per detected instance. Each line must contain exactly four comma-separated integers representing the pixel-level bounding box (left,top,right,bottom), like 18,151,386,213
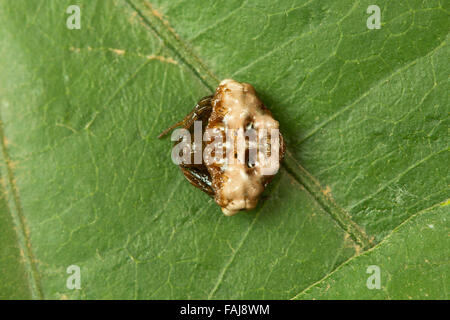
125,0,219,91
0,117,44,299
283,150,372,249
125,0,372,249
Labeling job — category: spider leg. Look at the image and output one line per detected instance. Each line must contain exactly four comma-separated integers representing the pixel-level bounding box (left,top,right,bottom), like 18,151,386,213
157,95,213,139
180,165,214,196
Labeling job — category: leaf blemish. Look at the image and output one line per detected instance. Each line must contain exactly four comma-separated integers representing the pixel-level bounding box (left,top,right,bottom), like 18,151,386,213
322,185,332,196
68,46,177,64
108,48,126,55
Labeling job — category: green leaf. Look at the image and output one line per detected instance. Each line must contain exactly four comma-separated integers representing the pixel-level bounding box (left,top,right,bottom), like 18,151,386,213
0,0,448,299
295,202,449,299
0,176,32,299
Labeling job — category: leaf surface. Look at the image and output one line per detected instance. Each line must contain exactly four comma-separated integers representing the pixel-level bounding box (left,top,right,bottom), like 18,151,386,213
0,0,448,299
295,203,449,299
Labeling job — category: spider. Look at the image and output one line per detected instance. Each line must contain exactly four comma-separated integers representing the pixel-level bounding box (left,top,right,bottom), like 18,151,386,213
159,79,285,216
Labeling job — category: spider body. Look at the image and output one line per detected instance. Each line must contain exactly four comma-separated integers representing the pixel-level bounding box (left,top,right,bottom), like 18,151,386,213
159,79,285,215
